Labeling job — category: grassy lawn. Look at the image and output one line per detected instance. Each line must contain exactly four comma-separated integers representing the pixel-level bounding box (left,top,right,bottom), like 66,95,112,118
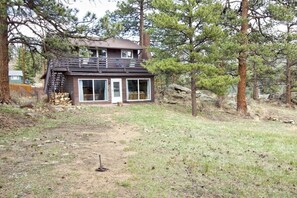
115,104,297,197
0,103,297,197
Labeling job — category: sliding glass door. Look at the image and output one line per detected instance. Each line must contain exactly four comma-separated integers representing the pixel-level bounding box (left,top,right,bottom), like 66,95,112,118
79,79,108,102
127,79,151,101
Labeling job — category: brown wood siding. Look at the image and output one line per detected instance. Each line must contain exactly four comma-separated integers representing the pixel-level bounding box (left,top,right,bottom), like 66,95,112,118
107,49,121,68
108,78,111,102
122,77,127,102
107,49,139,59
72,76,79,105
106,49,139,68
64,76,74,102
151,76,155,102
107,49,120,58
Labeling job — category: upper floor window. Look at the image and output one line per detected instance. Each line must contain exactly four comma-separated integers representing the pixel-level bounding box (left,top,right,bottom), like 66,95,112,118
79,47,97,57
121,49,133,59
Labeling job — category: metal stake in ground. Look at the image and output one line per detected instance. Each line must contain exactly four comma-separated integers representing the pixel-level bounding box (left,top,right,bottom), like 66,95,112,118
95,154,108,172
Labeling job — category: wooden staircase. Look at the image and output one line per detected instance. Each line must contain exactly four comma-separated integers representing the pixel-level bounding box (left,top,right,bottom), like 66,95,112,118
44,61,66,96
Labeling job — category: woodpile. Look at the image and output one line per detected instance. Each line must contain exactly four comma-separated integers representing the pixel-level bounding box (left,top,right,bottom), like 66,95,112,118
49,92,72,105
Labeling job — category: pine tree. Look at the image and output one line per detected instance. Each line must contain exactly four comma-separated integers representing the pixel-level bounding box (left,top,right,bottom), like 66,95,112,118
106,0,151,46
105,0,152,60
148,0,237,116
15,46,45,84
236,0,249,114
0,1,9,103
247,25,280,100
221,0,284,112
268,1,297,106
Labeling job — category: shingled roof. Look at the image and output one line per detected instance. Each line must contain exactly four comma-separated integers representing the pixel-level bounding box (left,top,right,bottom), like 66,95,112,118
70,38,142,50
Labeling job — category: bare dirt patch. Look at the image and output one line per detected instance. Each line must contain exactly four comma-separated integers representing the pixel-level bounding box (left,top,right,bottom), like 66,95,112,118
0,107,140,197
0,110,36,132
50,122,139,197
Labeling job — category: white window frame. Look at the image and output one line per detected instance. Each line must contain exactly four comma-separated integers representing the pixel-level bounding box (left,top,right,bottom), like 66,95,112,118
98,48,107,58
126,78,151,101
121,49,133,59
78,79,109,102
10,76,20,80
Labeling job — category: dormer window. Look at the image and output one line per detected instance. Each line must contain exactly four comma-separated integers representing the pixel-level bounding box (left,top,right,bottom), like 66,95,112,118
121,49,133,59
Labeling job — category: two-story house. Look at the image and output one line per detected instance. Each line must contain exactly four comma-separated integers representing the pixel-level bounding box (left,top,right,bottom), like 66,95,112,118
44,38,154,105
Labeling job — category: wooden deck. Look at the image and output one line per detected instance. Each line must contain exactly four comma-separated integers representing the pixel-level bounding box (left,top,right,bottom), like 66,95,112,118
50,57,144,71
45,57,152,95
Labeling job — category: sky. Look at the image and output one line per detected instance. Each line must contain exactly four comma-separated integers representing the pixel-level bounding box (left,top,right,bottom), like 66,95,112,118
68,0,138,40
68,0,119,19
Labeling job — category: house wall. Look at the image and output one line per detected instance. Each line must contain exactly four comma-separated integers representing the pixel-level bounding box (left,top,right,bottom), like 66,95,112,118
107,49,139,68
107,49,119,58
64,76,74,101
107,49,138,59
68,75,154,105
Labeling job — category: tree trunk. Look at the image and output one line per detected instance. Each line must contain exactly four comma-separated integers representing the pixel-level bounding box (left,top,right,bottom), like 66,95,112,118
188,13,197,117
252,62,259,100
0,1,10,103
191,72,197,117
142,31,151,60
237,0,248,114
285,58,291,106
21,45,26,83
285,24,292,107
139,0,144,47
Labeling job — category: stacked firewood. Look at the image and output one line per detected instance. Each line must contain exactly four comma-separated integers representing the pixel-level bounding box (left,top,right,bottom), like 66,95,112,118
49,92,72,105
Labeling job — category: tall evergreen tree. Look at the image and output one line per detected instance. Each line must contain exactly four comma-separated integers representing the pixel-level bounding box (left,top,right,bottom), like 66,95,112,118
268,1,297,106
221,0,283,112
0,0,9,103
106,0,152,46
15,46,45,84
106,0,153,60
237,0,249,114
148,0,236,116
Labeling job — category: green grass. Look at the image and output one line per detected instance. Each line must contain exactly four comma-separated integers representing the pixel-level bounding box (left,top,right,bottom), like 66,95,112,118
117,180,131,188
114,104,297,197
0,105,24,114
1,104,297,197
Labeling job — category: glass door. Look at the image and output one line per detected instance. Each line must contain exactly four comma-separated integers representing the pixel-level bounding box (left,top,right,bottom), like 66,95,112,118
111,79,122,103
98,48,107,68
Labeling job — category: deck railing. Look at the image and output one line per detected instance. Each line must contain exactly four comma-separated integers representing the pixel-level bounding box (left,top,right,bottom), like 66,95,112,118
51,57,144,69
